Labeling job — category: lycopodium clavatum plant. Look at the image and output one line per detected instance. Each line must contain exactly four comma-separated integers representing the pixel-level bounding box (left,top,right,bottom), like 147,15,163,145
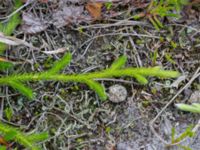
0,121,48,150
0,52,180,101
133,0,188,30
0,0,22,54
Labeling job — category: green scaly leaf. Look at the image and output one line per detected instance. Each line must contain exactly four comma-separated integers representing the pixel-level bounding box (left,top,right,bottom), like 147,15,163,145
0,61,14,71
86,80,107,101
132,74,148,84
110,55,127,70
8,80,33,99
27,132,49,143
47,52,72,74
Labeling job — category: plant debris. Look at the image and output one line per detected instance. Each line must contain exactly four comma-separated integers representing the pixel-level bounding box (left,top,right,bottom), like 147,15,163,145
21,13,48,34
52,6,87,28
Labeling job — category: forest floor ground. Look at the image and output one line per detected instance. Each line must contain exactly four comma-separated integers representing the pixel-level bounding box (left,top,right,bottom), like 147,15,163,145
1,0,200,150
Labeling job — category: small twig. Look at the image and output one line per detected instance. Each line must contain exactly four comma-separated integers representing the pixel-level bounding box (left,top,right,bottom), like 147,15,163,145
150,67,200,145
0,32,39,50
79,32,160,49
95,78,137,84
76,20,147,29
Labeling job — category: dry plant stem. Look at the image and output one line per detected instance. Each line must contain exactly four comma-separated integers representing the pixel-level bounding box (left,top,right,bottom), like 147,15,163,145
150,67,200,145
80,32,160,48
0,98,4,119
0,32,39,50
77,20,147,29
169,24,200,33
95,78,137,84
192,119,200,133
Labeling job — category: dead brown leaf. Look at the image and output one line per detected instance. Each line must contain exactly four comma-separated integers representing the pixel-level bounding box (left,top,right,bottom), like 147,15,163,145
52,6,86,28
86,2,103,20
0,136,9,148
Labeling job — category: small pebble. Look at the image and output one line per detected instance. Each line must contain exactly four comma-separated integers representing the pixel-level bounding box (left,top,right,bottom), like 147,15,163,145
108,84,127,103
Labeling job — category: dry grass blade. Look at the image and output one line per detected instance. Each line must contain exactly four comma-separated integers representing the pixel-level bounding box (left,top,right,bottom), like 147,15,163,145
42,47,68,54
0,32,38,49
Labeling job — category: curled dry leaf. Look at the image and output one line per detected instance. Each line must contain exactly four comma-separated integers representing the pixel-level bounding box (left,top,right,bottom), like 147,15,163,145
52,6,87,28
0,136,10,148
21,13,48,34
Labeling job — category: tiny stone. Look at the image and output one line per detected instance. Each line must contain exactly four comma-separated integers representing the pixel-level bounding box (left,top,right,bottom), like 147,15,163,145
108,84,127,103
